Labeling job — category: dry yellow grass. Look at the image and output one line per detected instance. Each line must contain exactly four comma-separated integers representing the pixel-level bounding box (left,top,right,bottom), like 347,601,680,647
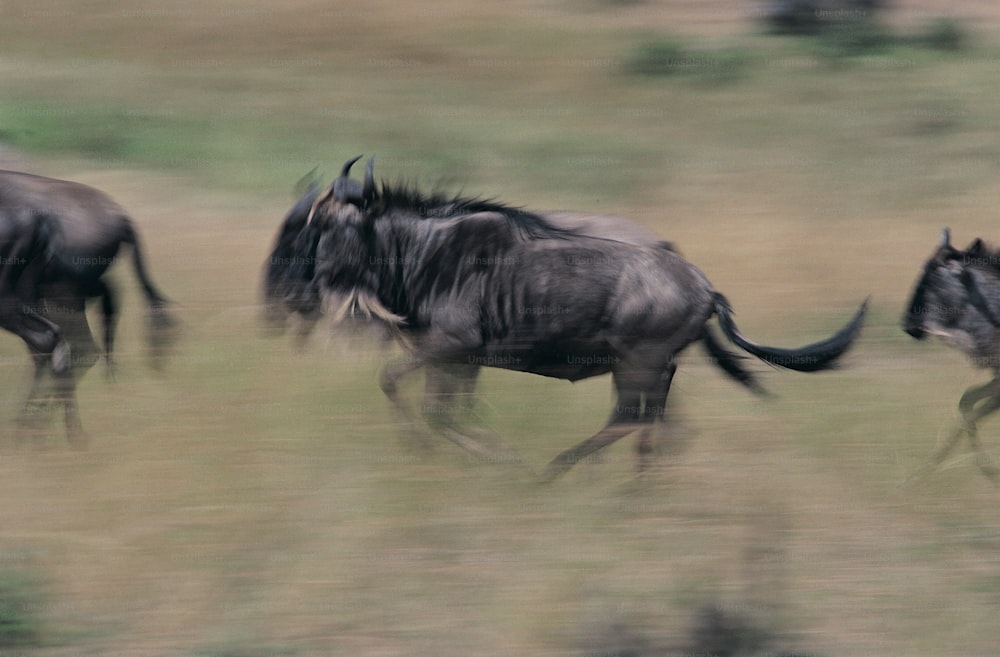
1,1,1000,656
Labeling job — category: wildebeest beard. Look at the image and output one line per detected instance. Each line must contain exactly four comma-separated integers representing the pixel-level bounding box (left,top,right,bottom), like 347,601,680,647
311,203,405,327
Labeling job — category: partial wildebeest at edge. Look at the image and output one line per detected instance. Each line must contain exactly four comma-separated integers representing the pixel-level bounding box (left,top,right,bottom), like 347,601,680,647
272,156,867,480
0,170,178,446
263,158,687,458
903,228,1000,483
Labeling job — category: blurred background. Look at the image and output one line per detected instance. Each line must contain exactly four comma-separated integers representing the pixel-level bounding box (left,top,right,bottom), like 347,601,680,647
1,1,1000,655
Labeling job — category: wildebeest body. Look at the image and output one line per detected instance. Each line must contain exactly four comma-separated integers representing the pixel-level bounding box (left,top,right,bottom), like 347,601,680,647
401,235,714,381
263,167,691,456
273,157,866,479
0,170,176,445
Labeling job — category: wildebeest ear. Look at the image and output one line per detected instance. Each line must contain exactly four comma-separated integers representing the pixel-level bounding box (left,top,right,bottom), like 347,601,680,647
362,156,376,206
283,181,321,232
960,267,1000,327
966,238,986,256
294,167,321,198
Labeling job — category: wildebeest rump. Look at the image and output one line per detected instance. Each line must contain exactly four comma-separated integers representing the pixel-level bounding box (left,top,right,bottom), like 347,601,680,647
903,228,1000,482
278,156,867,479
0,170,177,445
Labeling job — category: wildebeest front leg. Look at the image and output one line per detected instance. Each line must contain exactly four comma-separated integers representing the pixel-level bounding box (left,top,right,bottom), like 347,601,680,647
382,354,505,460
0,301,70,373
912,377,1000,483
422,363,527,465
955,378,1000,482
16,300,96,449
54,368,88,449
420,363,494,459
379,354,434,451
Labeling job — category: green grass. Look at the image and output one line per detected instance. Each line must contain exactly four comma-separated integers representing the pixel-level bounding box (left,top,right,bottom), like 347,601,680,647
0,570,46,648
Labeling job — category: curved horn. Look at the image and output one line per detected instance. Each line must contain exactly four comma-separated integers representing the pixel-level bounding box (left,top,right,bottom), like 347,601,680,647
940,227,952,248
341,154,364,178
363,155,376,204
332,154,366,203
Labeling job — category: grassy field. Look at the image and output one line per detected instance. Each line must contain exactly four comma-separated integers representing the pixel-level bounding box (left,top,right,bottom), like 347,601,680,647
3,1,1000,655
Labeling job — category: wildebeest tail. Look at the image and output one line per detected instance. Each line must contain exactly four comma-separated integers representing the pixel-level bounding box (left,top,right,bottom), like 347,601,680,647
122,217,178,369
122,218,170,307
713,293,867,373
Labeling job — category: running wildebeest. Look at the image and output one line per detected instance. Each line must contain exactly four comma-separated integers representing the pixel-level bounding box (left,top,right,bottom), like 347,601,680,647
263,159,689,459
0,170,177,445
277,156,867,480
903,228,1000,483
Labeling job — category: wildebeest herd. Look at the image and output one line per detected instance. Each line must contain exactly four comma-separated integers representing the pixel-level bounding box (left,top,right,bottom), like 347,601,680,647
2,158,998,482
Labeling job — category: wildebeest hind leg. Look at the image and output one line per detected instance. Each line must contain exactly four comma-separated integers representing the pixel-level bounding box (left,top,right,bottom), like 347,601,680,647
541,388,643,483
54,369,87,449
15,353,51,448
635,362,677,473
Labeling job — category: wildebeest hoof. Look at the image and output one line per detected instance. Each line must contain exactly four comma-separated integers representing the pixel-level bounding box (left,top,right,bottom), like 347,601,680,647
51,340,71,373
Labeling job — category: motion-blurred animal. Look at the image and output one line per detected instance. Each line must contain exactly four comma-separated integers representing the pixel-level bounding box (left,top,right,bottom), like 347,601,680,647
275,156,867,480
263,158,680,457
0,170,177,446
903,228,1000,482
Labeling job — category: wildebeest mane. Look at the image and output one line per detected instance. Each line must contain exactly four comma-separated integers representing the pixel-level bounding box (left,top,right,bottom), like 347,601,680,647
367,180,580,241
305,180,592,334
963,238,1000,272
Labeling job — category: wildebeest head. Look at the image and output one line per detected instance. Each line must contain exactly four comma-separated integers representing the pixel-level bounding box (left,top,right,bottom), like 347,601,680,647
310,181,405,327
262,178,320,330
903,228,1000,340
261,155,379,332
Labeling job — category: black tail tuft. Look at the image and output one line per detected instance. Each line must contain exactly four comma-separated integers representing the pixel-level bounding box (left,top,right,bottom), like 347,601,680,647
714,293,867,373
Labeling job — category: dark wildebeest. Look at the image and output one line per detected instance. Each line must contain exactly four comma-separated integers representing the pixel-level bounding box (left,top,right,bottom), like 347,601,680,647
0,170,177,445
903,228,1000,482
274,156,867,480
263,159,692,459
763,0,885,36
